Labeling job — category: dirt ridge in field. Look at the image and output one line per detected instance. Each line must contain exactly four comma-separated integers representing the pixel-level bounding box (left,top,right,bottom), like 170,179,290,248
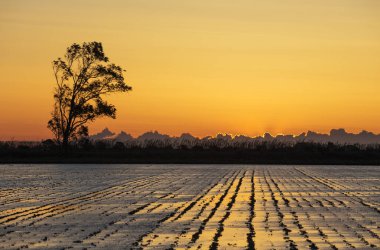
0,164,379,249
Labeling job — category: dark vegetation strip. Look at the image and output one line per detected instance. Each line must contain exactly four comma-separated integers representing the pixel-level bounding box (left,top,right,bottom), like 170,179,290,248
210,171,245,250
14,175,194,249
295,168,380,215
172,170,233,222
82,176,195,246
170,172,235,248
273,171,338,249
295,168,379,248
1,175,166,226
247,170,256,250
263,171,299,249
130,172,230,248
314,226,338,250
128,194,170,215
133,188,212,247
190,170,240,245
0,174,162,222
1,173,187,244
3,143,380,165
142,172,231,248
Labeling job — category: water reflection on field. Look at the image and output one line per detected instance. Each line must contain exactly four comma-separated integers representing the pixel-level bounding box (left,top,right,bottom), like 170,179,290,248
0,164,379,249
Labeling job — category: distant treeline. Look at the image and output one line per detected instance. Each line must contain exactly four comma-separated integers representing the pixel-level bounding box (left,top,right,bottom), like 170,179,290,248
1,139,380,164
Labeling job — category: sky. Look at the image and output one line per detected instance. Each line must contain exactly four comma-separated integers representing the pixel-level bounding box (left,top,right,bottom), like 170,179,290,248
0,0,379,140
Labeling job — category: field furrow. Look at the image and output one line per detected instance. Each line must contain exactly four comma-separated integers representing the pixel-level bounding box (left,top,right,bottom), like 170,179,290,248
0,164,379,249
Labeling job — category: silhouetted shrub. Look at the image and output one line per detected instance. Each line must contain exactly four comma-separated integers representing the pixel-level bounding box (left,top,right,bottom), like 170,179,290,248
42,139,57,150
17,145,30,150
77,138,93,150
113,142,125,150
1,138,380,164
95,141,108,150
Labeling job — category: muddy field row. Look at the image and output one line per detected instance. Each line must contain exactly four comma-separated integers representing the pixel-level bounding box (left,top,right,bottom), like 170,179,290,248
0,164,379,249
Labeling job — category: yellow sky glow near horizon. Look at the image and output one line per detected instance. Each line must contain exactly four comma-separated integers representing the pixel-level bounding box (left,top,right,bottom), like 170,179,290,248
0,0,380,140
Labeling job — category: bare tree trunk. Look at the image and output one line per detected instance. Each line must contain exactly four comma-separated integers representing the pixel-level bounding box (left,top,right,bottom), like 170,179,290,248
62,127,70,153
62,137,69,153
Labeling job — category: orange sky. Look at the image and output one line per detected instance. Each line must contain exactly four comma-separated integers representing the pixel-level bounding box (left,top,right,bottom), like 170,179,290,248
0,0,380,140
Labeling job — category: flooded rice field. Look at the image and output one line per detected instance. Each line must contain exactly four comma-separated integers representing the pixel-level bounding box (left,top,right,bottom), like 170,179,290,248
0,164,379,249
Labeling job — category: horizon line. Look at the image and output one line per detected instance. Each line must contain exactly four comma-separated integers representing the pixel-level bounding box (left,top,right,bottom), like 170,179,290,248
3,128,380,142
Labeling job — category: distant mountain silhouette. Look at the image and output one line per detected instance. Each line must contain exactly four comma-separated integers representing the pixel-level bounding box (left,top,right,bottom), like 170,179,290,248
3,128,380,164
114,131,133,142
137,131,171,141
89,128,380,145
90,128,115,141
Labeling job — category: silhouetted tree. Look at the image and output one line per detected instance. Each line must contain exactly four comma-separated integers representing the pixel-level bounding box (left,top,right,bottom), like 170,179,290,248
48,42,131,150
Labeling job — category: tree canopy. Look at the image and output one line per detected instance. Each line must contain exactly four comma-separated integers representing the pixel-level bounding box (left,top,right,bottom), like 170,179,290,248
48,41,132,148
